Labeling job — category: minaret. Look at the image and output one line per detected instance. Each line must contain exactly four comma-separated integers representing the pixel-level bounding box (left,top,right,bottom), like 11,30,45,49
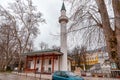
59,2,68,71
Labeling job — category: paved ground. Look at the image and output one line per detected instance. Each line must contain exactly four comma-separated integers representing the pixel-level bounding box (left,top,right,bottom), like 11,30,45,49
0,73,44,80
0,72,120,80
83,77,120,80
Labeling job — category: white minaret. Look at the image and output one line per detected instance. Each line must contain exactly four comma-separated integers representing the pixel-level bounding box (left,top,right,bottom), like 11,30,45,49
59,2,68,71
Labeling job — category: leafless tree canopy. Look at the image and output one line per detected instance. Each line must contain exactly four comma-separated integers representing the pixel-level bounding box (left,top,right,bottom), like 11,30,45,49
68,0,120,69
70,45,87,70
0,0,45,71
39,42,48,50
68,0,105,49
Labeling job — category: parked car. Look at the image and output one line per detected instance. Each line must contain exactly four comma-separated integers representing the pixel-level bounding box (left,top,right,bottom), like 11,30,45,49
52,71,84,80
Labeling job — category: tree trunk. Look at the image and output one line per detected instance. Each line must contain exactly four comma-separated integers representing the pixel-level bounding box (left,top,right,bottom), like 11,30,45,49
18,49,22,71
18,58,22,71
112,0,120,69
96,0,119,68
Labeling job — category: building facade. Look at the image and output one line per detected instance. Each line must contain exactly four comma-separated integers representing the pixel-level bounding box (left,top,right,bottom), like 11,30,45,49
23,49,71,74
71,48,109,70
85,53,98,65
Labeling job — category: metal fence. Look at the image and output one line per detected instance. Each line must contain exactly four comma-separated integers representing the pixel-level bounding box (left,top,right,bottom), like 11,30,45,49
111,70,120,78
81,70,120,78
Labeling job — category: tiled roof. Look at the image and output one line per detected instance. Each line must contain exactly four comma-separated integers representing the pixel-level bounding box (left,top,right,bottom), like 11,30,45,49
22,49,63,56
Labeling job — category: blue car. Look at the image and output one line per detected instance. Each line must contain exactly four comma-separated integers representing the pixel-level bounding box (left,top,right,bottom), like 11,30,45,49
52,71,84,80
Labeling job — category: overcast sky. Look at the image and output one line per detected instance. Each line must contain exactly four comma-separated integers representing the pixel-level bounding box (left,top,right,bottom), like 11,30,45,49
0,0,71,50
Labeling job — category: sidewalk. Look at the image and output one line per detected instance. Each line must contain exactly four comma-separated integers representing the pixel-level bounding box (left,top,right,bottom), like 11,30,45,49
83,77,120,80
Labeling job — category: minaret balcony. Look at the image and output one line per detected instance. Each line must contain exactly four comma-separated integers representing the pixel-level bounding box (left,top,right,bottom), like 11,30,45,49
59,16,68,23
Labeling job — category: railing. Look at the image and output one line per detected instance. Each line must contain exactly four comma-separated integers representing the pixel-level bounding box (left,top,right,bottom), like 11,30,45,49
81,70,120,78
111,70,120,78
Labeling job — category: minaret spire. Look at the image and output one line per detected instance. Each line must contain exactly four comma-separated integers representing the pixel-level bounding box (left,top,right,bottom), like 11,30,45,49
61,2,66,11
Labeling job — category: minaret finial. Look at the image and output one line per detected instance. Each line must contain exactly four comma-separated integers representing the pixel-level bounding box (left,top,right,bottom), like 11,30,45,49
59,1,68,23
61,1,66,11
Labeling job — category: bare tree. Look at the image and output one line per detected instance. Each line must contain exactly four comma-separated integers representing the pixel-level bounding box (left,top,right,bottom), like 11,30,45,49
0,0,45,71
0,24,18,71
68,0,120,69
51,45,60,50
71,45,87,70
39,42,48,50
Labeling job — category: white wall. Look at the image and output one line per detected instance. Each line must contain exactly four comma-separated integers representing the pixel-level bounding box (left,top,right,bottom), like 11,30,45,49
30,57,71,72
67,60,71,71
30,61,34,69
54,59,59,71
36,60,41,71
44,59,52,72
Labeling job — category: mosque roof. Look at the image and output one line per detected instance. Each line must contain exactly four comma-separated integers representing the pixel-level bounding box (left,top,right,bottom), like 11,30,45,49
22,49,63,56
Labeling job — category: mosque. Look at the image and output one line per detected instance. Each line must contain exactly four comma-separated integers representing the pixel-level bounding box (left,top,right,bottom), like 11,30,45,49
23,2,71,74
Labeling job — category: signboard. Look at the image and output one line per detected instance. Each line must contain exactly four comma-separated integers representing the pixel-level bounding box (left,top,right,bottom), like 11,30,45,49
111,63,117,69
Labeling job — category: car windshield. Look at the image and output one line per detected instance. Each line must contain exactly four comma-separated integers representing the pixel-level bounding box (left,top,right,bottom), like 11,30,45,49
66,71,77,77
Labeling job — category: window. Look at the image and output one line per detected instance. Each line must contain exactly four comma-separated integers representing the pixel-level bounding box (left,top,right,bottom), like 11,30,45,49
48,67,51,72
36,68,38,71
37,60,40,64
49,59,51,65
28,61,31,68
55,71,61,76
61,72,69,78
